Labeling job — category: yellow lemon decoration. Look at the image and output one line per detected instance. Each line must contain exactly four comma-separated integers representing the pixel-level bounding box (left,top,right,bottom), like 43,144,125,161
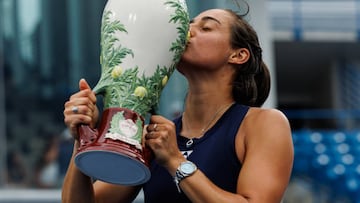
162,75,168,87
111,65,123,79
186,30,191,42
134,86,147,99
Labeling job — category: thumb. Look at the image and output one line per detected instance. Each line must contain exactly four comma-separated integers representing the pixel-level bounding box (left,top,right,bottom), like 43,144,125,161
79,78,92,91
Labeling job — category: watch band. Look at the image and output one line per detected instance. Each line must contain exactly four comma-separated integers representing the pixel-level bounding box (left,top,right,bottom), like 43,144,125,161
174,161,197,193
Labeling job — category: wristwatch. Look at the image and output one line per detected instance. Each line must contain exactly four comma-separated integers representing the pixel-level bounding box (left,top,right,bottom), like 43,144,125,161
174,161,197,193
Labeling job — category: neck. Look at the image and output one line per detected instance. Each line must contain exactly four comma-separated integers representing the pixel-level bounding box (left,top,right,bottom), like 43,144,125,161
181,66,235,138
182,101,234,139
183,85,234,121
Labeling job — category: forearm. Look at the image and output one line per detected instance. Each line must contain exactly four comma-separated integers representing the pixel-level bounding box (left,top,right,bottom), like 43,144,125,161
179,169,249,203
165,157,249,203
62,141,95,203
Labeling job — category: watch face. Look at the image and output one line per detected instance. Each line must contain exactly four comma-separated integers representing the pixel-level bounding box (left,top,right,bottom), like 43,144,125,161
180,162,196,174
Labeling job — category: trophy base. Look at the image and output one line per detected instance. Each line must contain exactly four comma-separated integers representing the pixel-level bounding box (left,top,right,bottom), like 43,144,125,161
75,149,151,186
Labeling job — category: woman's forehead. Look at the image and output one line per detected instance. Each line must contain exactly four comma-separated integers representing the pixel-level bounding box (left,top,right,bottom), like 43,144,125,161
194,9,232,23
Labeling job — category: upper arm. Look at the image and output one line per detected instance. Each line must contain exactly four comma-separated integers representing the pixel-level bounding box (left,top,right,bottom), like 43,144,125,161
93,181,141,203
236,108,294,203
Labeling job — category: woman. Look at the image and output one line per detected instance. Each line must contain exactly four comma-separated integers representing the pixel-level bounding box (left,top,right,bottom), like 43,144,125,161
62,8,294,203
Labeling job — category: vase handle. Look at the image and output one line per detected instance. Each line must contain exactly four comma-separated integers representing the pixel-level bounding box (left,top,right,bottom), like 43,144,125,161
78,125,98,147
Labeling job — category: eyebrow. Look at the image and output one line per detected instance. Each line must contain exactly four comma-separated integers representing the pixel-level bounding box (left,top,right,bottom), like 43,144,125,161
190,16,222,25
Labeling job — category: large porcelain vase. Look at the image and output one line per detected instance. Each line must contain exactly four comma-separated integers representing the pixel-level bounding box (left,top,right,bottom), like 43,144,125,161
74,0,189,186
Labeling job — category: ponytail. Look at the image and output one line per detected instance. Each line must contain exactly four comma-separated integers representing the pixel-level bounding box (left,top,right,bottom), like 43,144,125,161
226,9,271,107
254,61,270,106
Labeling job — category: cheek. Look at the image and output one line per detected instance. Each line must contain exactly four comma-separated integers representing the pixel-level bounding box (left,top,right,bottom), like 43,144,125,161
200,35,230,53
180,48,228,70
180,36,232,67
188,39,228,58
201,40,231,62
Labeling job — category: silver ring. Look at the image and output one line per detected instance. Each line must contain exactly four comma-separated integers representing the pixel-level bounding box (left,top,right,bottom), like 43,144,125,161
71,106,79,114
153,124,157,131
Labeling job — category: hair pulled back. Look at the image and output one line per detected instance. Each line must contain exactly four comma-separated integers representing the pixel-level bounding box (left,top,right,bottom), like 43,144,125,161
225,9,270,107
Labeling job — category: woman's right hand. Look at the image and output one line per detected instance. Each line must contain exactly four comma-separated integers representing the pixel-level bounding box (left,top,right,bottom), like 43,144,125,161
63,79,98,140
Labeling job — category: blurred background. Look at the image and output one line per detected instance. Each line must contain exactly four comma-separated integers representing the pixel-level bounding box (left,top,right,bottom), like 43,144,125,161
1,0,360,202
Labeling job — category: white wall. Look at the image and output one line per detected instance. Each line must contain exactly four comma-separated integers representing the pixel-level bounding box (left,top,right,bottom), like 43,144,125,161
242,0,277,108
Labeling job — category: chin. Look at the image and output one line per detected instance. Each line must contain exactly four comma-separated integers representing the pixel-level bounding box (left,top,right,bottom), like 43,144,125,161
176,61,185,75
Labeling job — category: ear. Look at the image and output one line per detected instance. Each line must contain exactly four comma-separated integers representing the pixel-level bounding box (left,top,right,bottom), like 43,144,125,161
228,48,250,65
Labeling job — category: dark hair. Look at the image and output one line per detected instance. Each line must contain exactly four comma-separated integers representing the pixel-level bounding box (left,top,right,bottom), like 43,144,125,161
225,9,271,107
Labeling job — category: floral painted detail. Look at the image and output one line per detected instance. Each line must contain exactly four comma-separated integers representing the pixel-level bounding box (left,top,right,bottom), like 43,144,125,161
105,111,143,150
93,0,189,117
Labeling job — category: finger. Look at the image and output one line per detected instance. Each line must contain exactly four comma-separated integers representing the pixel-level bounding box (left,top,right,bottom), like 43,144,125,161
65,97,96,112
64,113,93,128
145,131,158,140
149,115,174,128
149,115,165,124
64,114,93,139
146,123,159,132
71,106,79,114
64,103,94,119
69,90,95,103
77,79,97,104
77,105,94,117
79,78,91,91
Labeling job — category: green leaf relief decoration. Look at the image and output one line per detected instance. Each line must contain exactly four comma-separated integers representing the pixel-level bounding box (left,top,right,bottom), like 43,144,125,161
93,0,190,117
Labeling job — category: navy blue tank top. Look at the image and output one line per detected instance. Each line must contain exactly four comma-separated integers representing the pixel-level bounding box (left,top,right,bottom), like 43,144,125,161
143,103,249,203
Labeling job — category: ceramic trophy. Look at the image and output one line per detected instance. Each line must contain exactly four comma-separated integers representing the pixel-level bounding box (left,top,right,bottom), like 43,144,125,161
74,0,189,185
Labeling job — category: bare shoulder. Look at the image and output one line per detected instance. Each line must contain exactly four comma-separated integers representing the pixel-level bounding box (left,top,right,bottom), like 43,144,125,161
245,107,290,128
241,107,292,142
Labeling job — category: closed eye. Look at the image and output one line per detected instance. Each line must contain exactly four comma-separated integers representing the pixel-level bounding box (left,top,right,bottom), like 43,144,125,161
201,27,212,31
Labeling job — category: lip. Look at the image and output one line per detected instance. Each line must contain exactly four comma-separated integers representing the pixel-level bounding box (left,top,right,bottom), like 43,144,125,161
184,43,190,51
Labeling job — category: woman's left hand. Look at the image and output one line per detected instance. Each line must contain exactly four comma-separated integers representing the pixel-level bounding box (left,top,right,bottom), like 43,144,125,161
145,115,185,173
